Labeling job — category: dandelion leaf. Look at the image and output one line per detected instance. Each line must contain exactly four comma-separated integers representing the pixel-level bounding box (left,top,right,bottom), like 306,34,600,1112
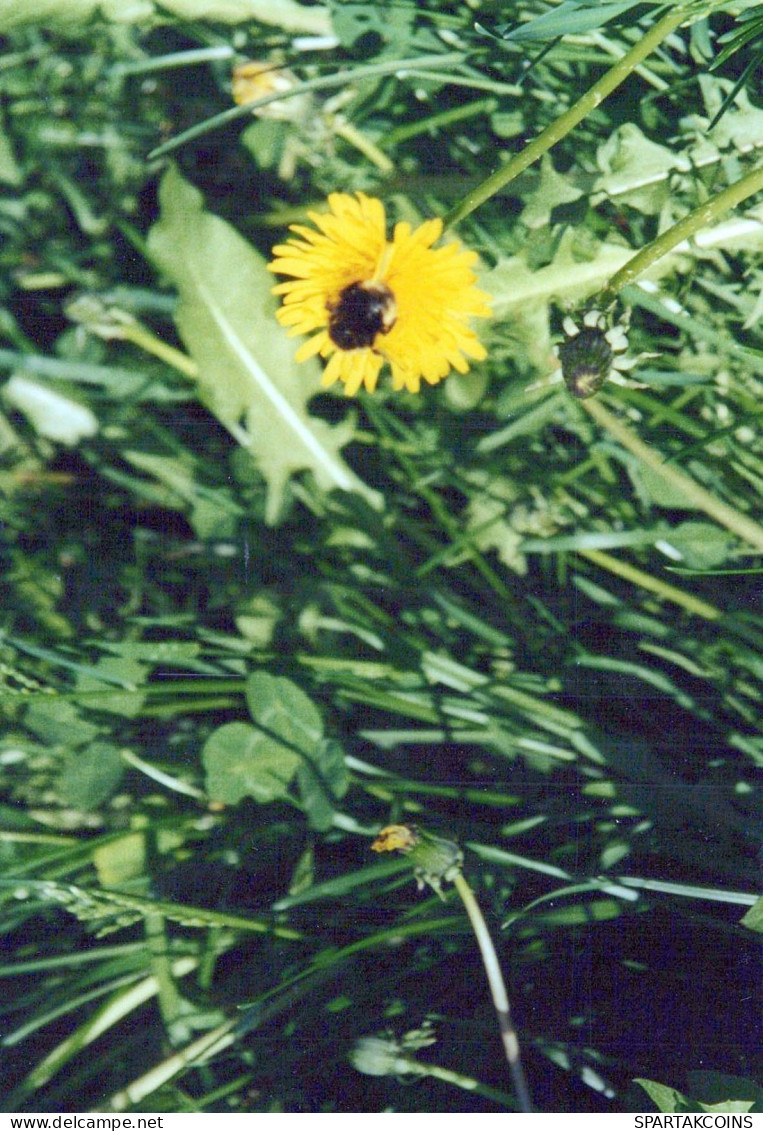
0,0,330,34
488,229,634,321
464,484,528,575
147,165,378,524
594,124,677,213
521,155,585,229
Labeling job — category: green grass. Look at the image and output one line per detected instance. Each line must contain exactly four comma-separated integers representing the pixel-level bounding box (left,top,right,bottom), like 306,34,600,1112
0,0,761,1114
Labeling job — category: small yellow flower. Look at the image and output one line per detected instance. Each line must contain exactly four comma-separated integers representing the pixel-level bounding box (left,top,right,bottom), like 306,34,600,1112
268,192,491,396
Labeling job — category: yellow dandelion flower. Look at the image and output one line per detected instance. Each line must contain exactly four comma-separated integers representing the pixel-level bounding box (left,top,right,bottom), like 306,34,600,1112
268,192,491,396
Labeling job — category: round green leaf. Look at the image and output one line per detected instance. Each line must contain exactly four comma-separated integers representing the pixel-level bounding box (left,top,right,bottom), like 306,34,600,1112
202,721,301,806
245,671,324,752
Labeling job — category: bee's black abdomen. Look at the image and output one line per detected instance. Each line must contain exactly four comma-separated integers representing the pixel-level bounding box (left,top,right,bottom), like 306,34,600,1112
328,281,397,350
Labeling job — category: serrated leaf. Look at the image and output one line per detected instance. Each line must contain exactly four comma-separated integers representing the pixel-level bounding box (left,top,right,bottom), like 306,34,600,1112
521,155,585,229
594,124,677,213
202,720,301,805
697,81,763,155
487,199,714,360
147,166,379,524
464,477,529,576
487,229,635,322
330,0,415,53
0,0,331,34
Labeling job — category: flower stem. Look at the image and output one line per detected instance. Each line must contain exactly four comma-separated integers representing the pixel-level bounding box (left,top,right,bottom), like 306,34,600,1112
66,297,198,379
581,396,763,553
149,52,470,161
333,119,394,173
442,5,691,231
451,871,533,1113
398,1056,520,1109
600,161,763,304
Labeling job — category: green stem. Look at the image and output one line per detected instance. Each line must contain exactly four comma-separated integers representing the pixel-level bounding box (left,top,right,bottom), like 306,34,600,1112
600,161,763,304
398,1056,520,1109
581,396,763,553
362,399,511,600
120,748,206,799
145,913,185,1036
577,547,722,620
148,52,470,160
360,778,522,809
334,119,394,173
196,927,225,993
110,45,235,77
385,98,497,147
97,1018,239,1112
120,321,199,379
451,871,533,1113
442,5,691,231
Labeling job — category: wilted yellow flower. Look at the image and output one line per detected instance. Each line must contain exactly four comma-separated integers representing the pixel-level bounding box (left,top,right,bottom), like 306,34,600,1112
268,192,491,396
371,824,419,854
231,60,310,120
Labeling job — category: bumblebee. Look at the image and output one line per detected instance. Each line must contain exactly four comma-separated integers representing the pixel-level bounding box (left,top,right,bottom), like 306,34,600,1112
327,280,397,350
